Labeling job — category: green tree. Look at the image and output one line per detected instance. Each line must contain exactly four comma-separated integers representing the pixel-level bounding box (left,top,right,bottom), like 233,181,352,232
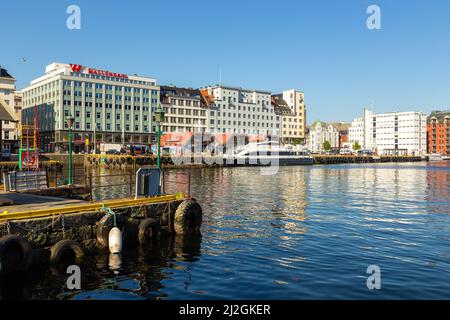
323,141,331,151
353,141,361,151
292,138,302,145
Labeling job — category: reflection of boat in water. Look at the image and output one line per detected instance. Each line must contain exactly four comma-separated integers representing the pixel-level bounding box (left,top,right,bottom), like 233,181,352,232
429,154,444,161
224,141,314,166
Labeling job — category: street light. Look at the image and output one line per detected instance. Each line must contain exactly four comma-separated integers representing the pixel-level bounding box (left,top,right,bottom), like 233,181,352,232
66,114,75,186
154,106,165,169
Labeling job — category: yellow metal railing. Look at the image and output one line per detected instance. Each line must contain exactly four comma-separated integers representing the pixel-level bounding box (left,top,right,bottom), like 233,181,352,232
0,194,186,223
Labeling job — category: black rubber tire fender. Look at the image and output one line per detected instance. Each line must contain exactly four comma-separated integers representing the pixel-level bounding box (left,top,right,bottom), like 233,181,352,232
138,218,160,245
96,214,126,248
0,235,33,274
50,240,84,265
174,200,203,234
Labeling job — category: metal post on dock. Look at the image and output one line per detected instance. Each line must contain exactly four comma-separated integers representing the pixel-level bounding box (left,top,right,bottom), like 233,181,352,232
129,169,133,197
89,174,93,202
66,115,75,186
188,172,191,196
154,106,166,169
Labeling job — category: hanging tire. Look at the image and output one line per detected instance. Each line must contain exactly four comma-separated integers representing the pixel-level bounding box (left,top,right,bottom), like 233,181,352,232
50,240,84,265
0,235,33,274
96,214,126,248
138,218,160,245
174,200,203,234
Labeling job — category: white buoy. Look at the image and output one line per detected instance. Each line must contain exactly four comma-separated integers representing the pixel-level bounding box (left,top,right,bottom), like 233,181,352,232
108,227,122,254
109,253,122,274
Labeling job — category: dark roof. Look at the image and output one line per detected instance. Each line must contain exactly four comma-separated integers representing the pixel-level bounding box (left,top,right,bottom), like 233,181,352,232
160,85,201,98
428,110,450,123
160,85,216,109
271,95,294,116
0,67,14,79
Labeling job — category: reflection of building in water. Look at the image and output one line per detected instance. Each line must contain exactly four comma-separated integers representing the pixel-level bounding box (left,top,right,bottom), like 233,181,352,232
309,164,428,214
425,164,450,214
168,167,309,236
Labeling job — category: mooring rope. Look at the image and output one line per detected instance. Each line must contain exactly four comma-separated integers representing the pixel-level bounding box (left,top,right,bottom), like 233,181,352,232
101,204,117,227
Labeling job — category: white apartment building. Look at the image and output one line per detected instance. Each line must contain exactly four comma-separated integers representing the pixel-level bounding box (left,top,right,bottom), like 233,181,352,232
279,89,306,143
160,86,216,134
349,108,427,155
21,63,159,152
206,85,281,137
0,66,20,153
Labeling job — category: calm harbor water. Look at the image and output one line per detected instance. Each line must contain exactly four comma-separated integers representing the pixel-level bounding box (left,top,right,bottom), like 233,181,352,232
2,162,450,299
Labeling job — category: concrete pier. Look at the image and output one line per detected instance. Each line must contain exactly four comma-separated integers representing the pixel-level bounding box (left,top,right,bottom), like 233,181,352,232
0,193,203,273
79,154,425,170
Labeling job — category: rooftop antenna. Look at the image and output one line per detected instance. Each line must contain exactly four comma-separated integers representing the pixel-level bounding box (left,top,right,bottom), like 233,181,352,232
219,66,222,86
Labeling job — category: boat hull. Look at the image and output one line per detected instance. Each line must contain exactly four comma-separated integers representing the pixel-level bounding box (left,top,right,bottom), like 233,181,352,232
224,156,314,166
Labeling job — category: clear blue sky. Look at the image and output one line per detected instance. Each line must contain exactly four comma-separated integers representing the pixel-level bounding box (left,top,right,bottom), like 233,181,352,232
1,0,449,123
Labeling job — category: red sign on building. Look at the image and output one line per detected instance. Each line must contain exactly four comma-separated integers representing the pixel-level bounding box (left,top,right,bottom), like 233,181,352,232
69,64,128,79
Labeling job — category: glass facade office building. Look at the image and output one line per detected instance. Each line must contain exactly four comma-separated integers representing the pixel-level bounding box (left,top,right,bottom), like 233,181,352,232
21,63,159,152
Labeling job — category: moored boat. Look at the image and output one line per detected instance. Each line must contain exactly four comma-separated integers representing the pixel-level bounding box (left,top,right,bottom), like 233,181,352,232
224,141,314,166
429,153,443,161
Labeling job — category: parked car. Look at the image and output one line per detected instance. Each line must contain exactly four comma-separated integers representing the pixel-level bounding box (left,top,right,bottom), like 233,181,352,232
340,149,353,155
327,149,340,155
106,149,121,155
358,150,374,156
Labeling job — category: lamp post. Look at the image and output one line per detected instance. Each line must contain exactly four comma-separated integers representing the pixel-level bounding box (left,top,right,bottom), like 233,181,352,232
154,106,165,169
66,114,75,186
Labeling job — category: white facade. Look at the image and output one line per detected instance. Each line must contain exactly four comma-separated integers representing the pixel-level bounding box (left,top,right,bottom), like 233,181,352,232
0,67,20,148
160,86,210,134
308,121,340,152
349,108,427,155
206,85,281,137
21,63,159,151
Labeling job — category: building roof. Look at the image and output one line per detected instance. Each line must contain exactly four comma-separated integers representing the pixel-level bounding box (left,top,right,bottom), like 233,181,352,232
160,85,216,109
199,89,215,108
332,122,351,132
0,96,19,121
0,67,14,79
208,85,271,95
271,95,294,116
310,120,350,132
160,85,201,98
428,110,450,123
